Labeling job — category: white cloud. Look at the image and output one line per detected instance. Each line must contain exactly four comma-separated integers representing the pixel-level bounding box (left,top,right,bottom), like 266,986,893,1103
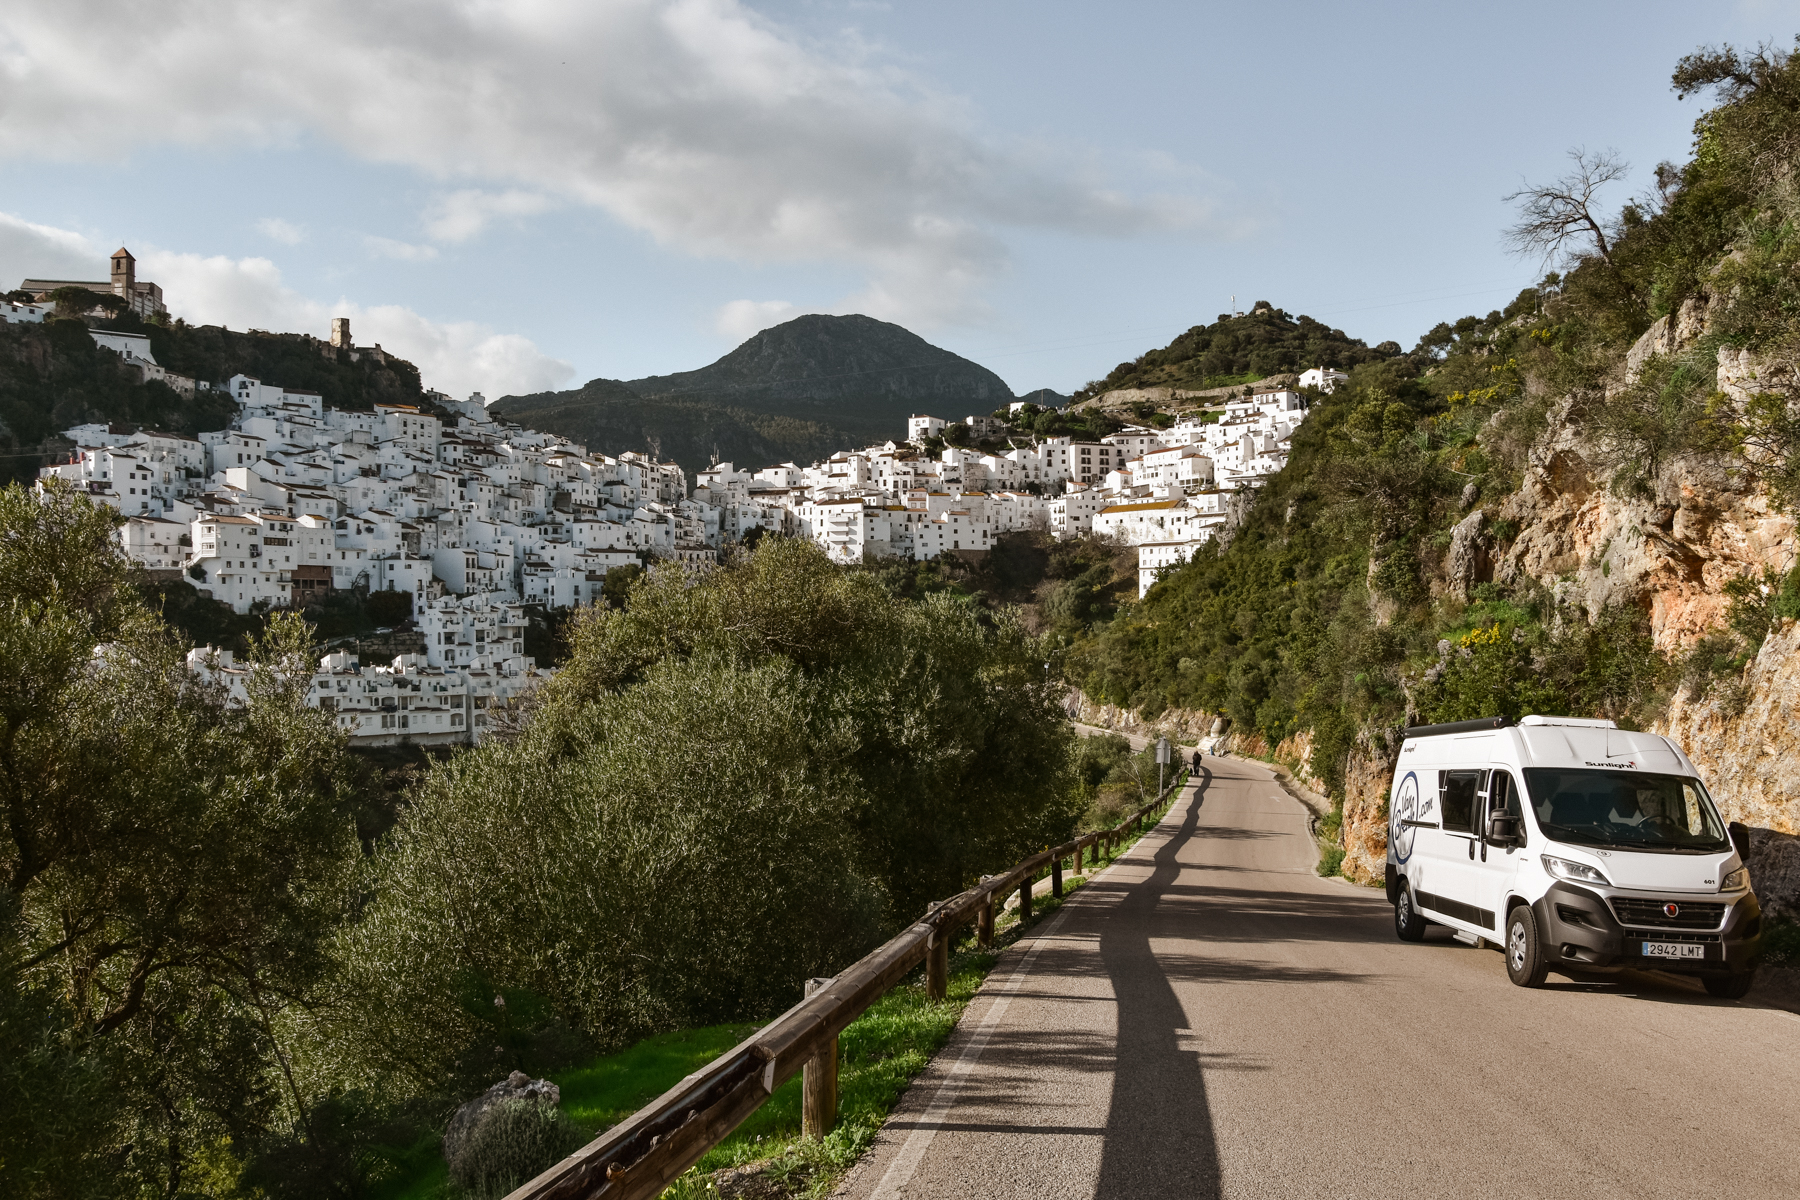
140,249,571,400
0,211,572,400
422,190,556,244
255,217,306,244
364,235,439,262
0,1,1217,331
715,298,807,341
0,211,104,281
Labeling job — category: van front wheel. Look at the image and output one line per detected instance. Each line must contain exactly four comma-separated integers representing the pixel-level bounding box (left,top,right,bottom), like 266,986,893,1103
1394,886,1428,942
1506,904,1549,988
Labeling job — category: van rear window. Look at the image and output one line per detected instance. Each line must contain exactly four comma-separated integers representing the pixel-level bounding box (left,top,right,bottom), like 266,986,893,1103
1521,768,1728,852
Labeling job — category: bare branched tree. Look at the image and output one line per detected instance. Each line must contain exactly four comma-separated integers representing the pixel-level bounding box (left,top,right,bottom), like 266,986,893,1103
1503,148,1631,268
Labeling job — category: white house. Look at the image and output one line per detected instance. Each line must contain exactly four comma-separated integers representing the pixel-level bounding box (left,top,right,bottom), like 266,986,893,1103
1048,488,1109,537
1,299,50,323
118,515,189,572
1094,497,1219,546
1298,366,1348,393
1138,539,1207,597
907,415,946,442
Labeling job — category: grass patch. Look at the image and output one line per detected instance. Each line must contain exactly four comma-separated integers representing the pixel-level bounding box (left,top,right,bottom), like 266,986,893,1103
1316,845,1346,878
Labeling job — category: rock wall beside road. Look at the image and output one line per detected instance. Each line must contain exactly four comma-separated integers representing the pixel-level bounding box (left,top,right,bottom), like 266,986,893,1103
1064,689,1218,746
1338,733,1400,888
1657,618,1800,915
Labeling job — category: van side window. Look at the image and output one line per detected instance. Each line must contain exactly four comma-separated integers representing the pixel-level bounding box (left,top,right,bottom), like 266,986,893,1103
1441,770,1481,833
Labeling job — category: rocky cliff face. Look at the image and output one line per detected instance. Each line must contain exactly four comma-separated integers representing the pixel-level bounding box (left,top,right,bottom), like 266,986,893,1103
1337,734,1400,887
1658,618,1800,916
1490,296,1793,652
1493,419,1790,654
1429,302,1800,905
1063,689,1219,745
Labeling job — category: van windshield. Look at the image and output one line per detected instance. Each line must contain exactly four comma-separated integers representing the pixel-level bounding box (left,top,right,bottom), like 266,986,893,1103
1521,768,1728,853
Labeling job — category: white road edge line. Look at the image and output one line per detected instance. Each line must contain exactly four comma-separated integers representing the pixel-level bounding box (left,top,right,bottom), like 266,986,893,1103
865,781,1191,1200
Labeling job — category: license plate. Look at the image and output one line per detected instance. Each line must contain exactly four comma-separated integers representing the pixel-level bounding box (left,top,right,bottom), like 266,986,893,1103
1641,942,1706,960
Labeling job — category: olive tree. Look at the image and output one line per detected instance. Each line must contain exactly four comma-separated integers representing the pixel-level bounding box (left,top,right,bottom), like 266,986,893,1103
0,483,361,1197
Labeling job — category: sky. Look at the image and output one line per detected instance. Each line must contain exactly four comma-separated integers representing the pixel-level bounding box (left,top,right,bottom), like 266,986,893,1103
3,0,1799,403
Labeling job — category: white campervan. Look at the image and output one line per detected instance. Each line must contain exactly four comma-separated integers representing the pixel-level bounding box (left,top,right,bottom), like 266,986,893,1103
1384,715,1763,997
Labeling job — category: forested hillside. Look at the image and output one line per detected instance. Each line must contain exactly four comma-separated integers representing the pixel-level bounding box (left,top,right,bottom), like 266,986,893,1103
0,311,430,484
489,376,847,478
1071,305,1403,401
1065,39,1800,892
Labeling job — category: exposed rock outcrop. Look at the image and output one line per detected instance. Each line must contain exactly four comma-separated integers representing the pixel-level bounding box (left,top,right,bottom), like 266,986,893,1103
1444,509,1491,602
1338,732,1401,887
1063,689,1217,745
442,1070,562,1166
1657,618,1800,915
1492,310,1793,652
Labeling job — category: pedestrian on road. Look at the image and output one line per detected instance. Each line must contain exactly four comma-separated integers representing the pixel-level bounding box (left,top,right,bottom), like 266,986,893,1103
1191,750,1202,772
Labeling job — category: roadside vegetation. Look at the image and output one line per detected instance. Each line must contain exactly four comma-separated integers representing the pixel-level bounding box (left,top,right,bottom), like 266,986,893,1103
364,769,1188,1200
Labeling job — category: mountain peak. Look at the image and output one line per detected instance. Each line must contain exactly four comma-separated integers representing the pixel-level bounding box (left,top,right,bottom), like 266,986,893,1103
627,313,1014,408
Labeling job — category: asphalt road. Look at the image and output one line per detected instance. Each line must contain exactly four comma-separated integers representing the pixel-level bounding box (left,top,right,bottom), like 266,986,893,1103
834,753,1800,1200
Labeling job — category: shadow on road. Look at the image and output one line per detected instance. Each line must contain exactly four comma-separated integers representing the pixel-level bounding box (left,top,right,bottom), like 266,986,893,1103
1094,780,1224,1200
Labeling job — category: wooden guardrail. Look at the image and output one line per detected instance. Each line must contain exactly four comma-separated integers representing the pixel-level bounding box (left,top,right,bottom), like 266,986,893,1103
504,771,1190,1200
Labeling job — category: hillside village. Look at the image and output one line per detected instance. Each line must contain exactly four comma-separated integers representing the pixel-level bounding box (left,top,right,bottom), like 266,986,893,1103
6,271,1322,748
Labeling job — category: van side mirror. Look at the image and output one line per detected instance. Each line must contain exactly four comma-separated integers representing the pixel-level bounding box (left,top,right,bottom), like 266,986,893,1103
1728,821,1751,863
1486,815,1519,845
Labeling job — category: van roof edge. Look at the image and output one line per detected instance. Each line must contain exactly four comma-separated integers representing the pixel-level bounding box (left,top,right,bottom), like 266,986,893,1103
1516,714,1618,729
1400,715,1511,739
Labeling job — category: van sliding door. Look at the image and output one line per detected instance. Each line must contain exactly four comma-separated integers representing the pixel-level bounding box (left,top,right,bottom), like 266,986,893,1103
1414,769,1496,931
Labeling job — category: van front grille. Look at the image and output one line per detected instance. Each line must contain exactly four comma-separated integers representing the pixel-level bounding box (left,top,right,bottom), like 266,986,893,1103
1610,898,1726,930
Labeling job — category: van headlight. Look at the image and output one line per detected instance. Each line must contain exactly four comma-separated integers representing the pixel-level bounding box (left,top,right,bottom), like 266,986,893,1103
1721,865,1750,892
1542,855,1612,886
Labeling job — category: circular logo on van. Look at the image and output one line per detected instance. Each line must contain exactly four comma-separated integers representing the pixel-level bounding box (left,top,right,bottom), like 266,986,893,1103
1392,772,1420,864
1663,903,1680,918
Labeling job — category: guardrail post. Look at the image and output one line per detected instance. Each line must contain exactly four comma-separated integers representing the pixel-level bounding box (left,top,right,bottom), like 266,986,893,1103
1051,855,1063,898
977,892,994,949
802,977,838,1139
926,925,949,1002
1072,841,1083,875
1018,877,1032,923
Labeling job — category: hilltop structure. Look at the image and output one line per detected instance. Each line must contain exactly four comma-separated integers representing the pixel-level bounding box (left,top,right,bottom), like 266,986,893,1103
20,247,167,318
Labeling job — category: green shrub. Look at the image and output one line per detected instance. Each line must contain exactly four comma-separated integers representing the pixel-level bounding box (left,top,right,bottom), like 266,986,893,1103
1317,845,1346,878
1761,916,1800,968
